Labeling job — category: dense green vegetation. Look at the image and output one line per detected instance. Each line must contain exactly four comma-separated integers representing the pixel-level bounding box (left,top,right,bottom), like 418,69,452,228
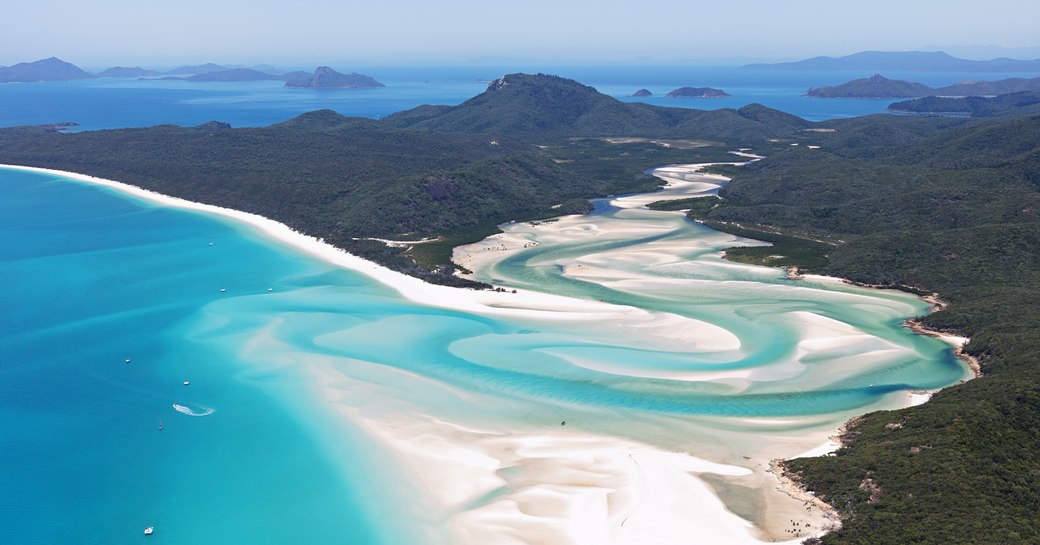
647,196,720,214
808,74,1040,101
697,111,1040,544
0,75,801,284
702,221,833,269
933,76,1040,97
889,90,1040,117
385,73,809,141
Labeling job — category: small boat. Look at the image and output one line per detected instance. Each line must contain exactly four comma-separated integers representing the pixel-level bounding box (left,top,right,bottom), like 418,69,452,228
183,380,190,386
144,526,154,535
158,421,163,431
219,288,226,293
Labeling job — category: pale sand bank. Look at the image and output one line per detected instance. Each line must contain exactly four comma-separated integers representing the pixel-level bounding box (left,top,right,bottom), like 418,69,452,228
316,364,831,545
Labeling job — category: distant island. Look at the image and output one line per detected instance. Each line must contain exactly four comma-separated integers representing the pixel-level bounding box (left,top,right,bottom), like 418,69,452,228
809,74,1040,98
888,90,1040,117
0,57,94,82
164,63,231,76
807,74,934,98
1,57,324,83
665,87,730,98
936,76,1040,96
631,88,652,97
96,66,160,78
186,68,282,82
743,50,1040,72
285,66,384,89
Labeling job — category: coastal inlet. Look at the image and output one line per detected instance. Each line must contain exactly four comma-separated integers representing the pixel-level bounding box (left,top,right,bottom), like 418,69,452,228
0,163,970,545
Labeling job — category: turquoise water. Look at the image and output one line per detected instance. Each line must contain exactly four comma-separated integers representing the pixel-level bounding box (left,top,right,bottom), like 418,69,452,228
0,166,968,543
0,169,429,544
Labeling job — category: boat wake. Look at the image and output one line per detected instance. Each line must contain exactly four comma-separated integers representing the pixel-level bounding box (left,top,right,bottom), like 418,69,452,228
172,403,215,417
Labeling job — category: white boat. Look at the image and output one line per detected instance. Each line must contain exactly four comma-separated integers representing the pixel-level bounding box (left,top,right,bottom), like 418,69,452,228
183,380,190,385
144,526,154,535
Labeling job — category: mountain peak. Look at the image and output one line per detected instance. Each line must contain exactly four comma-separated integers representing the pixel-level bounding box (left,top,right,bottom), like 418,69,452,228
807,74,935,98
0,57,94,82
272,109,379,130
385,72,806,140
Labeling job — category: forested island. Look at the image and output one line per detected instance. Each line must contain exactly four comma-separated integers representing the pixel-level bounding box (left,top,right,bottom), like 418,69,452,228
2,73,1039,544
807,74,934,98
0,57,94,82
665,86,730,98
285,66,384,88
809,74,1040,99
888,90,1040,117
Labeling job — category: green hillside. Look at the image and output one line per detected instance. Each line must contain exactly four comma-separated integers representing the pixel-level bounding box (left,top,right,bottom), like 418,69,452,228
888,90,1040,117
806,74,935,98
698,112,1040,545
385,73,808,141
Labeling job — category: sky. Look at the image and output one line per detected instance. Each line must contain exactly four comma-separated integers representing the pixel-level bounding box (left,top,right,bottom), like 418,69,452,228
3,0,1040,67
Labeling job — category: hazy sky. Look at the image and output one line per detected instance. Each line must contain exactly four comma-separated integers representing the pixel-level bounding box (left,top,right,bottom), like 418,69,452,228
3,0,1040,67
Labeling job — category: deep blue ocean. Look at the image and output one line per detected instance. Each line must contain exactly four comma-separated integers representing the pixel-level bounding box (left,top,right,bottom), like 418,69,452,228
3,65,1038,130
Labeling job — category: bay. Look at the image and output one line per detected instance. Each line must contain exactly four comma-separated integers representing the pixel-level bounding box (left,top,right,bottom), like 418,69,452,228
0,163,970,543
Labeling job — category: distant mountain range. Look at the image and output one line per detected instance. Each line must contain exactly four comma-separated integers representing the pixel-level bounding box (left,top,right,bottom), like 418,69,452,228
0,57,381,87
184,68,282,82
937,76,1040,96
96,66,161,78
744,50,1040,72
807,74,1040,98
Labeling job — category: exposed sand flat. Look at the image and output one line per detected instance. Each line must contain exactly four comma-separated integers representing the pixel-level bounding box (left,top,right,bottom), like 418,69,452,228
315,363,824,545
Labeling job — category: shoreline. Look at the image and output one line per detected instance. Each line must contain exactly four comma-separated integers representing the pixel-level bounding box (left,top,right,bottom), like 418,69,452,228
3,161,970,544
768,459,843,536
796,269,980,380
0,164,705,327
5,162,830,544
